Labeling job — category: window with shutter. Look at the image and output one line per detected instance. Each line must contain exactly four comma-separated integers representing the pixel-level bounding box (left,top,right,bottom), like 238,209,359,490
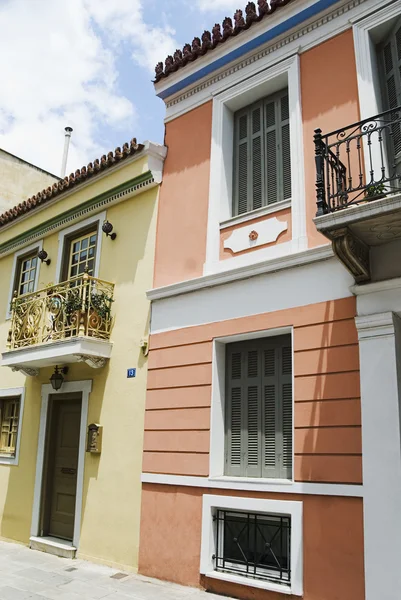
233,89,291,216
225,335,292,479
0,397,21,456
379,18,401,166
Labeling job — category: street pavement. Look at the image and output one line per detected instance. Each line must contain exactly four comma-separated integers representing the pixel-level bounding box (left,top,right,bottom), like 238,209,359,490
0,540,230,600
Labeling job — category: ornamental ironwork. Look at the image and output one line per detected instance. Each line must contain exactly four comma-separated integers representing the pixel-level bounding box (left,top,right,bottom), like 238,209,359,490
6,271,114,350
314,106,401,215
213,510,291,585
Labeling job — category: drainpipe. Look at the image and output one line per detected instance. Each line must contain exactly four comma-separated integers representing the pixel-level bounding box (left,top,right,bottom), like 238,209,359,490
61,126,73,178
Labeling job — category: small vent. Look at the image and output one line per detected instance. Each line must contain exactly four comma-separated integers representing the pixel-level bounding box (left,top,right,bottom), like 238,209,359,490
384,42,393,74
247,386,259,466
282,383,292,469
231,388,242,465
252,107,261,134
239,114,248,140
264,348,275,377
266,130,278,205
282,346,292,375
238,142,248,215
264,385,276,468
252,136,263,210
248,350,258,378
281,94,289,122
231,352,241,379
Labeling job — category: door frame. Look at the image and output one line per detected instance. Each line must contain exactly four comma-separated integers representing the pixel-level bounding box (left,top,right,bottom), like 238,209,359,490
31,380,92,548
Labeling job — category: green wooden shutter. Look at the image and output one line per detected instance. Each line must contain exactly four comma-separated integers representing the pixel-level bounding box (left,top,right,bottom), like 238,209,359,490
251,103,265,211
226,349,244,476
280,94,292,201
280,344,293,479
234,110,250,216
264,91,291,206
381,20,401,161
225,336,293,479
233,89,291,216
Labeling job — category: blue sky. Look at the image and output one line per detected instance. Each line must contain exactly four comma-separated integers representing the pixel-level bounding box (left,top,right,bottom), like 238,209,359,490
0,0,241,177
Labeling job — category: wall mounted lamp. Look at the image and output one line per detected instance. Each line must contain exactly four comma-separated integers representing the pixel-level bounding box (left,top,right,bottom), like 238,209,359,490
38,249,51,266
102,220,117,240
50,366,69,391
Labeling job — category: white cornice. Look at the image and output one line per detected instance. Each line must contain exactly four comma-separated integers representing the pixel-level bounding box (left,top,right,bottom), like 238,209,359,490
162,0,372,122
147,244,334,301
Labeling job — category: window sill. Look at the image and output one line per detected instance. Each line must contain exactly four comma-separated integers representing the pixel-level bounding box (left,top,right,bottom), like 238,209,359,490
204,571,295,595
209,476,293,486
0,454,17,466
220,199,291,230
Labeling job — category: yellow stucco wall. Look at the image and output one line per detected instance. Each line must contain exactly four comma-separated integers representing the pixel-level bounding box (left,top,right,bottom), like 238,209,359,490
0,150,57,214
0,154,159,571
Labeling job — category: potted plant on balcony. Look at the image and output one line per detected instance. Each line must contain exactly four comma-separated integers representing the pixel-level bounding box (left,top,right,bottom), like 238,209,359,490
365,183,387,201
64,286,113,337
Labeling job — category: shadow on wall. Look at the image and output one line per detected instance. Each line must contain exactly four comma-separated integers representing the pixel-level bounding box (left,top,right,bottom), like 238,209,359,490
295,300,362,484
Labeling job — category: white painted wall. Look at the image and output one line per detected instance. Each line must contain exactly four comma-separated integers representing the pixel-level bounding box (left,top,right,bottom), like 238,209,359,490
355,312,401,600
150,257,353,333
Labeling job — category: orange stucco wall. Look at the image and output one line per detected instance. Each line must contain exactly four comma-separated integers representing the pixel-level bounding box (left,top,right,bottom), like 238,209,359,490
301,29,360,247
139,485,365,600
153,102,212,288
143,297,362,484
220,208,292,260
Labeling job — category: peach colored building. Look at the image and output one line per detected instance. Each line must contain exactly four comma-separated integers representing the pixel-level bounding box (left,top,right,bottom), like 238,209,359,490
139,1,401,600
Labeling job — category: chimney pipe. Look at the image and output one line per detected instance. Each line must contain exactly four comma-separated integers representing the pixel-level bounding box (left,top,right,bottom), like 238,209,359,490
61,126,73,178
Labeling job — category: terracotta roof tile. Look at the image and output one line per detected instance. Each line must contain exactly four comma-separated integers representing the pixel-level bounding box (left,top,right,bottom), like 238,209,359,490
0,138,144,228
154,0,295,83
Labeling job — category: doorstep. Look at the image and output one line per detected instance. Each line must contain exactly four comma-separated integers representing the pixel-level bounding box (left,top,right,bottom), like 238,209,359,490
29,536,76,559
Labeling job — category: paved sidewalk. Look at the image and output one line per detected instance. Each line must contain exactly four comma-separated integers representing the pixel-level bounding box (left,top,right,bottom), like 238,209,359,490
0,540,229,600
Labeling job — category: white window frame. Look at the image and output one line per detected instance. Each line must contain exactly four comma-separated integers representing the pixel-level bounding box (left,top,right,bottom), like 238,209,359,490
352,0,401,182
0,387,25,466
209,327,294,482
204,54,306,275
55,211,106,283
200,494,303,596
6,240,43,320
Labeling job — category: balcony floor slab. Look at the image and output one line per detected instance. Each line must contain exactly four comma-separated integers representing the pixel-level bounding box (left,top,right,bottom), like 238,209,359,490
1,337,112,373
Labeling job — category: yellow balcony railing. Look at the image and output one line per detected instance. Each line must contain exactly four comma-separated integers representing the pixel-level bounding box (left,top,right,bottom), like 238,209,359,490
7,272,114,350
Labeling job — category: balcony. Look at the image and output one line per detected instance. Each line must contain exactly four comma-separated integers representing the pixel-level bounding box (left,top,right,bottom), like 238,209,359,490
1,272,114,376
313,106,401,283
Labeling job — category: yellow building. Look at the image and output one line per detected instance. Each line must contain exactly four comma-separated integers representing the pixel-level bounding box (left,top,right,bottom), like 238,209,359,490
0,138,166,570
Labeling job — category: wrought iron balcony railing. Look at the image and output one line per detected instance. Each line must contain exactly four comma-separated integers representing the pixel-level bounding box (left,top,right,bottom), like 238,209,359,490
315,106,401,215
7,272,114,351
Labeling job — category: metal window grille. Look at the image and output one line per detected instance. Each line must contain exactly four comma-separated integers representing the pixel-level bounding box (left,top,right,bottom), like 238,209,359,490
213,510,291,586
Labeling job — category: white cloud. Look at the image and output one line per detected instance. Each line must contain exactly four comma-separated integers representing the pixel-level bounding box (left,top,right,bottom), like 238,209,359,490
0,0,177,179
196,0,243,12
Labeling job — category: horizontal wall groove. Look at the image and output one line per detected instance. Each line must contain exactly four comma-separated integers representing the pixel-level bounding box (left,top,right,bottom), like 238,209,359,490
294,397,361,404
147,384,212,391
294,342,359,352
150,340,214,351
294,425,361,430
144,428,210,432
295,452,362,457
143,450,209,455
294,369,360,377
294,317,356,330
145,406,211,412
148,361,212,371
